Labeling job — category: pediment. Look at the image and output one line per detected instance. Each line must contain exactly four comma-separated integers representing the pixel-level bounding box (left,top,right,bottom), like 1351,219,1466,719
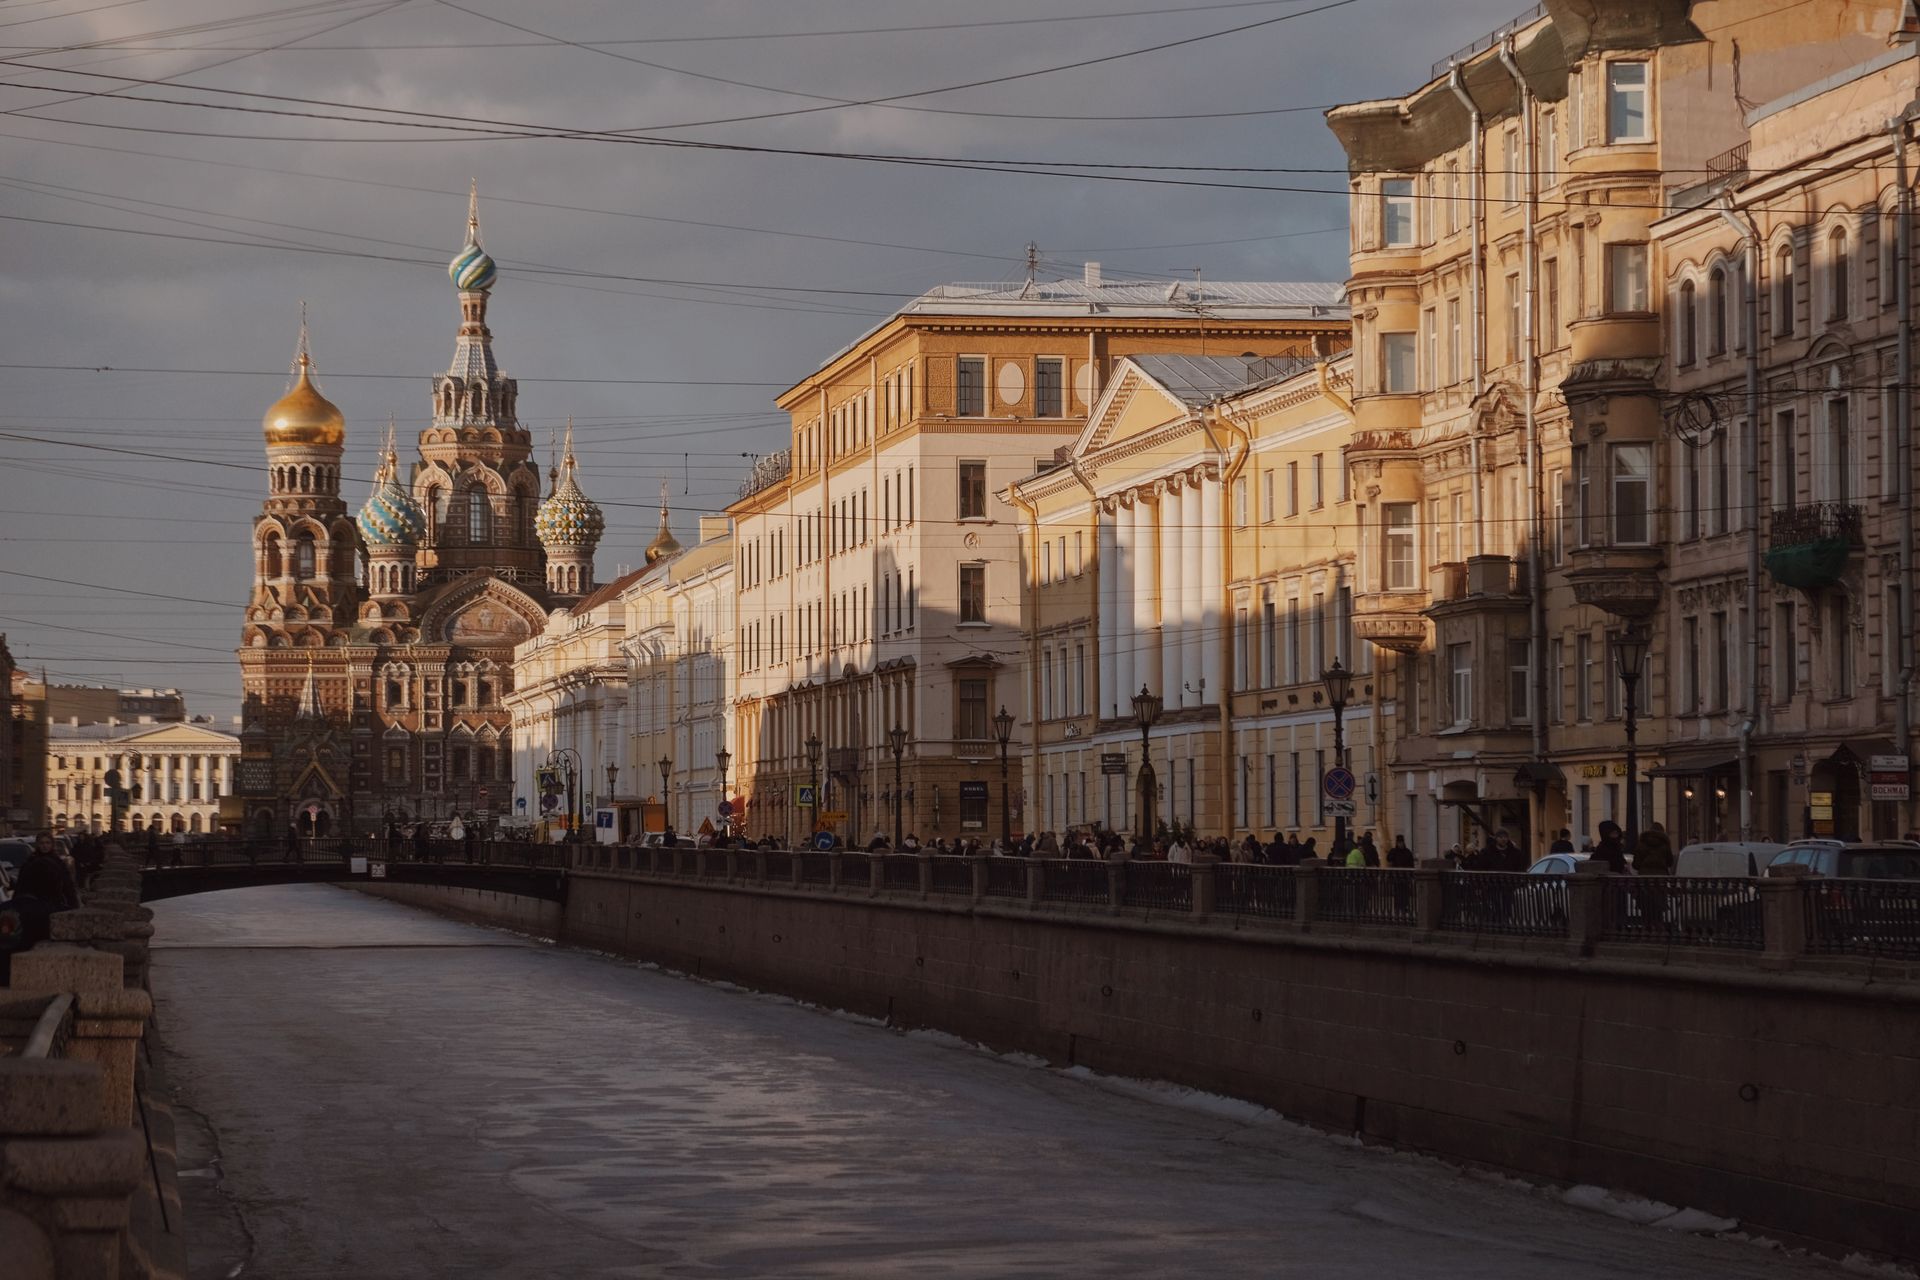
114,723,239,747
416,575,548,646
1077,362,1194,457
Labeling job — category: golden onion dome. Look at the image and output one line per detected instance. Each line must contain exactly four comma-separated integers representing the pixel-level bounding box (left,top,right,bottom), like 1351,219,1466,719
263,354,345,449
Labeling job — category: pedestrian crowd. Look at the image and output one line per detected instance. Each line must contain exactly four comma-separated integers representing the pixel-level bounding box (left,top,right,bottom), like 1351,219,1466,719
0,829,86,976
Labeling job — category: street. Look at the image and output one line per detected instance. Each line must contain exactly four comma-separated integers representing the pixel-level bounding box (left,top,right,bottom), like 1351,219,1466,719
152,886,1854,1279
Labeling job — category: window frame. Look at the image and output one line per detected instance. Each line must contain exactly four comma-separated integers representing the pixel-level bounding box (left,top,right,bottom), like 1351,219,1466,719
1381,177,1416,248
1605,60,1650,144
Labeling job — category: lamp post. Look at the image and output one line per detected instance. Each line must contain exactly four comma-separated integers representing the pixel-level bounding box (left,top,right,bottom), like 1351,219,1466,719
1615,624,1651,853
888,723,907,849
657,755,672,834
545,747,580,842
715,745,731,836
1322,656,1353,855
1131,685,1163,843
805,733,822,846
992,705,1015,849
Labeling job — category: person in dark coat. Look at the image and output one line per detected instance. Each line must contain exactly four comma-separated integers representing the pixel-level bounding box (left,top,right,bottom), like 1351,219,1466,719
412,821,430,864
1357,832,1381,867
1632,822,1674,876
1386,836,1416,869
25,832,79,911
1549,828,1576,854
1592,820,1629,874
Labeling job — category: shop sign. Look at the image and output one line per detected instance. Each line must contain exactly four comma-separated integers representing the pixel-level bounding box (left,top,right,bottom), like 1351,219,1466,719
1870,754,1910,802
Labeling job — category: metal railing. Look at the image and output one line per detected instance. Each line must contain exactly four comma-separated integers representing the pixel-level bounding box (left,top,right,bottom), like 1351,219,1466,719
1121,862,1192,912
1215,865,1295,919
1805,879,1920,959
930,855,976,896
1430,2,1547,80
1769,501,1864,549
982,857,1027,899
881,855,922,892
1601,877,1764,950
836,853,870,888
1038,859,1109,907
798,851,833,885
1439,872,1567,937
1314,869,1416,927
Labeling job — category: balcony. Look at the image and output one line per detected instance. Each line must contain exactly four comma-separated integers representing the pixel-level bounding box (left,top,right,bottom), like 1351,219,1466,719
1353,589,1429,654
1565,546,1665,621
1765,502,1863,590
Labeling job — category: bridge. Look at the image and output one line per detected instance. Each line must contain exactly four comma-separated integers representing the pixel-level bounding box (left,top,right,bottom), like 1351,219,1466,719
135,837,568,904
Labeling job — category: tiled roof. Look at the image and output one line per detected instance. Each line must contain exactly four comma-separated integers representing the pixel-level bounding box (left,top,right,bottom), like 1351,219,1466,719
1131,353,1323,407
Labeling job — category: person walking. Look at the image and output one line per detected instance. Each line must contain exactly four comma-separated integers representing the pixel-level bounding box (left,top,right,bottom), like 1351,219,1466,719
1549,828,1576,854
1357,831,1381,868
1632,822,1674,876
1592,820,1629,874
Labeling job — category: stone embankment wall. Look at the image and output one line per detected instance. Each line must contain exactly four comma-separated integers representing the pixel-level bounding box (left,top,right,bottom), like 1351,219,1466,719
360,866,1920,1263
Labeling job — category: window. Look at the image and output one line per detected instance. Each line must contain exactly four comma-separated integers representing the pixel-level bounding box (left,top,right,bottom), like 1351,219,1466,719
385,679,403,707
1506,272,1522,364
959,564,986,624
1606,61,1649,143
1775,409,1797,507
1310,454,1324,509
1681,615,1700,713
1607,243,1649,313
1543,258,1560,348
1566,68,1583,149
385,746,405,782
1540,107,1558,185
1286,461,1300,516
1677,279,1697,364
295,533,316,578
1682,443,1700,539
1384,503,1417,590
1041,540,1052,585
1549,638,1565,723
1828,595,1854,699
1503,127,1521,204
1073,530,1084,575
1261,469,1275,522
1610,443,1651,545
957,678,988,740
1448,643,1473,727
468,493,489,543
1773,240,1796,337
1286,597,1301,682
1262,593,1277,686
1825,398,1852,504
451,747,470,780
957,357,986,416
1829,227,1851,321
1447,297,1462,384
1235,608,1250,689
1550,468,1565,563
1709,266,1730,355
1711,611,1731,710
1381,332,1416,393
1035,358,1064,416
1422,308,1437,389
1576,633,1594,721
958,460,987,519
1773,600,1797,700
1711,430,1729,535
1446,160,1461,234
1508,639,1532,725
1232,476,1249,526
1382,178,1415,247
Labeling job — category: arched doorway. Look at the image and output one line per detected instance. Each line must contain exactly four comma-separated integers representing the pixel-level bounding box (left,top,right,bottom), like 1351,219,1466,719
296,804,332,838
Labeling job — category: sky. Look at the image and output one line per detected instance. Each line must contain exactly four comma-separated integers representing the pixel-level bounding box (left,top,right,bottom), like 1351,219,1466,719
0,0,1526,721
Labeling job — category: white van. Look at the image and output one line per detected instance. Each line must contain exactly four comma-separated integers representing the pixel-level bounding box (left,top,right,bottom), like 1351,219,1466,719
1674,842,1785,878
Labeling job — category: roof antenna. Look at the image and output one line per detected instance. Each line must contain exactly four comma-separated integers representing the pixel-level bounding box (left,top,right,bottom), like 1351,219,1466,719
547,426,559,492
684,451,690,494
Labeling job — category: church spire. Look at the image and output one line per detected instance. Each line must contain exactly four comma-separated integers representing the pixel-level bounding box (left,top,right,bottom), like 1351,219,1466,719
645,478,682,565
297,657,321,719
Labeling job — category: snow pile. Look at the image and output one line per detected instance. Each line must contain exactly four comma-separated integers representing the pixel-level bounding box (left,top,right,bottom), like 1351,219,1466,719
1561,1185,1736,1233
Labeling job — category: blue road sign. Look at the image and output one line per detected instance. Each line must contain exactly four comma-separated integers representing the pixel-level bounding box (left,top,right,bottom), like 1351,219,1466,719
1322,766,1357,801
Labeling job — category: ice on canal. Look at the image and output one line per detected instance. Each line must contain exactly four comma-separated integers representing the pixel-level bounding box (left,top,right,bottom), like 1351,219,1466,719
150,885,1861,1280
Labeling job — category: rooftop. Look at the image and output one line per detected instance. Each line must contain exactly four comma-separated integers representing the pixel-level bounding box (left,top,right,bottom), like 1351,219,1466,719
1132,353,1322,408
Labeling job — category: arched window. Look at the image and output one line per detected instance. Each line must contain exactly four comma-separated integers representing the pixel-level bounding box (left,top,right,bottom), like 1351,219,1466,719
1884,208,1901,312
1774,240,1795,337
468,492,490,544
385,678,403,707
426,487,447,543
1678,279,1697,364
1830,226,1851,321
477,679,494,706
294,532,316,579
189,813,203,833
1708,266,1728,356
450,679,469,707
263,534,283,579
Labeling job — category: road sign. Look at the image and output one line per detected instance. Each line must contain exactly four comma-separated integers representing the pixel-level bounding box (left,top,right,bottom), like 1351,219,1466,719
795,784,817,807
813,831,837,851
819,810,849,824
1100,753,1128,776
1324,799,1356,818
717,798,734,817
369,861,387,880
1871,754,1910,801
1322,766,1357,801
479,786,490,801
1364,772,1380,804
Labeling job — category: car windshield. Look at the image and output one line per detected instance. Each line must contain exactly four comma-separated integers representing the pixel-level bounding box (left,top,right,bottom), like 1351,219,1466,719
0,842,31,869
1836,850,1920,879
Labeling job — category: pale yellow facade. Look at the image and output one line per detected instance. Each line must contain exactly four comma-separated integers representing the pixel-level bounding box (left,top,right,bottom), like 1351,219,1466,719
48,720,239,835
1011,352,1392,844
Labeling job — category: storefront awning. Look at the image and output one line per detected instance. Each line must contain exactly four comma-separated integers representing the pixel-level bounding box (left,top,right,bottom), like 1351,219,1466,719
1822,738,1897,769
1645,754,1738,779
1511,761,1565,787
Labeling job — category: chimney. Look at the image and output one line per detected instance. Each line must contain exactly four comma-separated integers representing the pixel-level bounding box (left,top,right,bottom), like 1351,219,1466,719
700,515,732,543
1083,261,1102,289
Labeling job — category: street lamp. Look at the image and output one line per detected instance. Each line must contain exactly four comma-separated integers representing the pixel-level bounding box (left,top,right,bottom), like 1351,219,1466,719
992,705,1015,849
545,747,580,842
1131,685,1163,843
715,745,731,837
805,733,822,845
1322,656,1353,855
657,755,672,833
888,723,908,850
604,761,619,843
1615,624,1651,854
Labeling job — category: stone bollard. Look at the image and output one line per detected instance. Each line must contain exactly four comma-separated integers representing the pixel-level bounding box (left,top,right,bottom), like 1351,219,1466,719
970,850,989,905
790,849,805,890
4,947,152,1130
917,853,933,899
0,1056,147,1280
1292,859,1322,929
1413,860,1447,934
1105,853,1127,915
1189,855,1218,922
1565,859,1611,956
1025,857,1044,907
1759,865,1811,966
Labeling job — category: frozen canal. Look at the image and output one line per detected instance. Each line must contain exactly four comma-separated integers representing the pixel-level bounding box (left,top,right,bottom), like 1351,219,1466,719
152,885,1853,1279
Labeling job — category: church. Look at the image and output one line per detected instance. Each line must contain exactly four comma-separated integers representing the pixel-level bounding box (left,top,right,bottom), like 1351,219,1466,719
234,192,615,839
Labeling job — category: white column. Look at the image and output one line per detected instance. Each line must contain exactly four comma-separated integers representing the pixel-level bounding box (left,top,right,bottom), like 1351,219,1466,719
1097,504,1118,717
1164,482,1184,702
220,753,233,796
1115,497,1137,705
1199,474,1224,701
1180,480,1204,704
1138,492,1162,699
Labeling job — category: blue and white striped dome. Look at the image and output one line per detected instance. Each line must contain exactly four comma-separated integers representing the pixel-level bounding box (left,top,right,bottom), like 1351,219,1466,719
449,240,496,292
359,475,426,549
535,427,603,550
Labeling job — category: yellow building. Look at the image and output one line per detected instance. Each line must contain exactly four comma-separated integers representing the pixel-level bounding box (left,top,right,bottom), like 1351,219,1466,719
1009,352,1387,845
729,270,1347,845
1324,0,1900,855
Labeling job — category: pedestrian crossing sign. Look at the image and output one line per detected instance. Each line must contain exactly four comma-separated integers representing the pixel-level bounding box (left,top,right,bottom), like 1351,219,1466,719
795,784,818,807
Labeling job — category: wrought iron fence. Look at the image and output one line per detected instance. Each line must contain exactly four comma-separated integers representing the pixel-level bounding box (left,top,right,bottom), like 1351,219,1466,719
1769,501,1863,548
835,853,871,888
700,850,730,879
1215,864,1296,920
929,856,976,897
1314,869,1416,927
1602,877,1764,949
1039,859,1110,907
798,851,834,886
982,857,1028,899
1804,879,1920,959
881,855,923,892
1439,872,1567,936
1121,862,1192,912
763,850,793,882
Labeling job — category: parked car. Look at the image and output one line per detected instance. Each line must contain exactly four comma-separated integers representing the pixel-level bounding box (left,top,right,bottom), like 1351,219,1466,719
1768,844,1920,879
1510,853,1588,926
1674,842,1785,878
0,838,32,895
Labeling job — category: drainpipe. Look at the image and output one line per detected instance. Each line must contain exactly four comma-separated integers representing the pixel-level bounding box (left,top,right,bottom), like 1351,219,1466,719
1500,38,1550,829
1005,483,1044,840
1893,108,1917,831
1449,62,1488,555
1205,404,1256,836
1716,196,1762,841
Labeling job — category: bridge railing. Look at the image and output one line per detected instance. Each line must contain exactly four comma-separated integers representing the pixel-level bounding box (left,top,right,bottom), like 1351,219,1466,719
551,848,1920,970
